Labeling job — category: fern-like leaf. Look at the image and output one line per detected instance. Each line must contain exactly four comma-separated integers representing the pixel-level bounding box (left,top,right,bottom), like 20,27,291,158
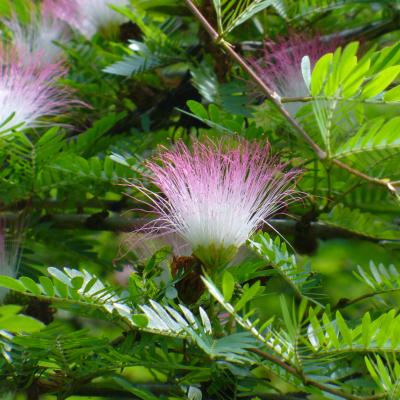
355,262,400,294
248,232,318,302
320,204,400,240
213,0,286,35
307,308,400,355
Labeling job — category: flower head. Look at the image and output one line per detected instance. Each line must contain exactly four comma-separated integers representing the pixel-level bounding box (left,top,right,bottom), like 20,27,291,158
6,2,72,65
42,0,80,29
49,0,129,39
251,33,340,101
0,46,73,134
134,139,299,268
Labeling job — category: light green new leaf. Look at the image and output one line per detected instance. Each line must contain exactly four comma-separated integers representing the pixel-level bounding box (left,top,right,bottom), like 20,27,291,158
222,271,235,302
311,53,333,96
384,85,400,102
0,276,25,293
335,311,352,347
361,66,400,99
0,315,45,334
337,41,359,82
341,56,371,97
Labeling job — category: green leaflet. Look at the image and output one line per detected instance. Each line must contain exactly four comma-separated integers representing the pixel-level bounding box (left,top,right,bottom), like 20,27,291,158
334,116,400,166
361,66,400,99
0,305,44,334
213,0,287,35
307,309,400,354
366,356,400,399
311,53,333,96
355,261,400,293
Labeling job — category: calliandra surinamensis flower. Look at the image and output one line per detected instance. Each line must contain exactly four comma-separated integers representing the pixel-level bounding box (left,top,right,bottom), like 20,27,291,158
42,0,80,29
251,33,340,114
134,139,299,269
49,0,129,39
6,1,72,65
0,47,72,134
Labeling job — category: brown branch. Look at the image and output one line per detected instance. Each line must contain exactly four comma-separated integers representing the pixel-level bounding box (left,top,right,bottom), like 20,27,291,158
55,384,308,399
1,212,390,241
183,0,397,192
250,348,385,400
333,288,400,311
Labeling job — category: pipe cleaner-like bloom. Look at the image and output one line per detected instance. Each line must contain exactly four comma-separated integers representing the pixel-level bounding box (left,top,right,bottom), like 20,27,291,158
251,33,340,111
135,139,299,268
42,0,80,29
0,47,72,134
6,1,73,65
48,0,129,39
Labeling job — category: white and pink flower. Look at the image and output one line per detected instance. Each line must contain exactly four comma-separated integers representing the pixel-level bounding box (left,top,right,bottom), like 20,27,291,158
6,1,74,65
251,33,340,104
0,47,73,134
133,139,299,268
46,0,130,39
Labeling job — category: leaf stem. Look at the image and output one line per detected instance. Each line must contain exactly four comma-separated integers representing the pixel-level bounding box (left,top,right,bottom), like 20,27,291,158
250,348,384,400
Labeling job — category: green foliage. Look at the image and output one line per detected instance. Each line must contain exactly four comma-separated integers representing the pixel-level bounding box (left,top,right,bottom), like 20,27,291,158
248,232,318,300
212,0,287,35
285,0,399,20
320,204,400,240
302,41,400,167
104,18,185,77
0,305,44,333
355,261,400,294
307,308,400,354
366,355,400,399
2,0,400,398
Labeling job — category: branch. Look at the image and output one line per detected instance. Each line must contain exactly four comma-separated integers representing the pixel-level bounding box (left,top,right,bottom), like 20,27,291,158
66,385,308,400
251,348,385,400
183,0,397,193
69,385,308,399
1,212,387,241
69,384,179,398
333,288,400,311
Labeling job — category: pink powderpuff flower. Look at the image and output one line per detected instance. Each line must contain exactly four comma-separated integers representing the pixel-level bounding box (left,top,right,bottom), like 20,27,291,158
6,1,73,65
251,33,341,106
47,0,129,39
42,0,81,30
133,139,300,269
0,46,74,134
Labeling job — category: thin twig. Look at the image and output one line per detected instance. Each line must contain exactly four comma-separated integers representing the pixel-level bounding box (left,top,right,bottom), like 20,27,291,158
2,212,391,241
333,288,400,311
250,348,385,400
